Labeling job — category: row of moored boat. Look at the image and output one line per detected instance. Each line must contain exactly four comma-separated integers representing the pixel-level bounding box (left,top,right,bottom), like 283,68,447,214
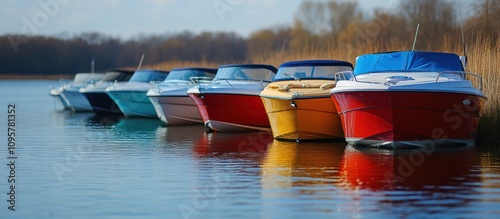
51,50,486,148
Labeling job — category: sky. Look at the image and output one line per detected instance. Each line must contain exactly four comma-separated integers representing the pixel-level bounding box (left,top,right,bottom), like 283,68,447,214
0,0,446,39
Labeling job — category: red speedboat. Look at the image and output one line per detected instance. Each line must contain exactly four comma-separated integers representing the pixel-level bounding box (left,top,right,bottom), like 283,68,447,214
330,51,486,148
187,64,277,132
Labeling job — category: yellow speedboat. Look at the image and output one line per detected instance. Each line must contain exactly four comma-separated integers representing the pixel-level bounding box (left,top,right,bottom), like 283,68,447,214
260,60,353,141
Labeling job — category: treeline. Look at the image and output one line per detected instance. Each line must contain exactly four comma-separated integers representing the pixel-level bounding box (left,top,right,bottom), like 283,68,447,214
0,0,498,75
256,0,499,57
0,32,246,75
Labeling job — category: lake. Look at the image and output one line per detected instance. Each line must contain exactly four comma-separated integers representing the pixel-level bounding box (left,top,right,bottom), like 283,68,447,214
1,80,499,219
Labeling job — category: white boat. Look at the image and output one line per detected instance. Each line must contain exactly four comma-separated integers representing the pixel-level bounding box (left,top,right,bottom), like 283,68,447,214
50,84,71,110
80,69,135,115
52,73,103,112
105,69,169,117
330,51,486,148
147,67,217,125
187,64,277,132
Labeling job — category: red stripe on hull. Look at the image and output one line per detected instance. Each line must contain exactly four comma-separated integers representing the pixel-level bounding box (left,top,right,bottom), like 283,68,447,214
189,93,270,131
188,93,211,124
331,91,485,146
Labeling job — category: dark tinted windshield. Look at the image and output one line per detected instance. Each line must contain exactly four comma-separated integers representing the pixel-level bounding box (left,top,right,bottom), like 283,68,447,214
101,71,133,82
129,70,169,82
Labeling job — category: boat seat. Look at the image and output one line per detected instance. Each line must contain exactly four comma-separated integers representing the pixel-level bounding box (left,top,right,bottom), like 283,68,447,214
268,83,324,91
320,82,336,90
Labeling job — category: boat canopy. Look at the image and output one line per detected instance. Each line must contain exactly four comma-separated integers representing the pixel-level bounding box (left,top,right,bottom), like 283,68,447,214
274,60,353,81
353,51,465,76
279,60,353,68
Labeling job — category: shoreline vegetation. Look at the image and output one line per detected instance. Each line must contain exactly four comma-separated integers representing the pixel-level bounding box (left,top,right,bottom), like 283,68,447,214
1,0,498,145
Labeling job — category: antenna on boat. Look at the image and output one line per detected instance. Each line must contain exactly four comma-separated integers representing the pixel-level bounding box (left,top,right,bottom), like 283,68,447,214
458,0,467,68
136,53,145,70
412,23,420,51
91,57,95,73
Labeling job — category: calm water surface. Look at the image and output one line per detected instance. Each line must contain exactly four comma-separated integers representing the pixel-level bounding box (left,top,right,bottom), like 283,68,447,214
1,80,499,219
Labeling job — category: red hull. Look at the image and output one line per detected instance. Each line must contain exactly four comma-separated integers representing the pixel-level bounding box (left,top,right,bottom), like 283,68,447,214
188,93,270,131
331,91,485,147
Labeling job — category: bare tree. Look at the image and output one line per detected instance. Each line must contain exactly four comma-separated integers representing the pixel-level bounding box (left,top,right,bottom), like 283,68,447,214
399,0,458,49
466,0,500,45
294,0,328,35
290,0,363,51
247,27,291,59
326,0,363,37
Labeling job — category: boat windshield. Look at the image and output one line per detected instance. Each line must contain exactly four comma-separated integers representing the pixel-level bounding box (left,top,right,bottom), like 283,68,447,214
274,65,353,81
129,70,169,82
101,71,133,82
72,73,103,83
214,67,275,81
165,69,216,81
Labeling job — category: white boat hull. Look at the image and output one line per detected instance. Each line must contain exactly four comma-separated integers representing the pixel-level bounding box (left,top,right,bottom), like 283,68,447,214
149,96,203,125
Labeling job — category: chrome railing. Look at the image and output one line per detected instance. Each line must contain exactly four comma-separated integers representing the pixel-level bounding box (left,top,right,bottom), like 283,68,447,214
334,71,357,82
436,71,484,91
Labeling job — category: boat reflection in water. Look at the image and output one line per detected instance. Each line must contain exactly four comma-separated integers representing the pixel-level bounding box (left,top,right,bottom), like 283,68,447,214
193,131,273,159
262,142,479,190
156,125,209,145
113,118,164,136
261,141,346,189
340,145,481,215
261,141,481,216
85,114,122,127
154,125,210,155
340,145,480,191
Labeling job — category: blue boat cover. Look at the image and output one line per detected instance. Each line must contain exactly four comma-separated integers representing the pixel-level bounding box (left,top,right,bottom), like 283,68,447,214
279,60,353,68
353,51,465,75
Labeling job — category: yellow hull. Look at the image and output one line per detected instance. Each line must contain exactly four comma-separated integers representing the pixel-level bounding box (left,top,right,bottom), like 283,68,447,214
260,80,344,141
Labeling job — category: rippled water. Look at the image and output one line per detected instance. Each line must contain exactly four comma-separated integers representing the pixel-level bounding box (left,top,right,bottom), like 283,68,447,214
1,80,499,219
